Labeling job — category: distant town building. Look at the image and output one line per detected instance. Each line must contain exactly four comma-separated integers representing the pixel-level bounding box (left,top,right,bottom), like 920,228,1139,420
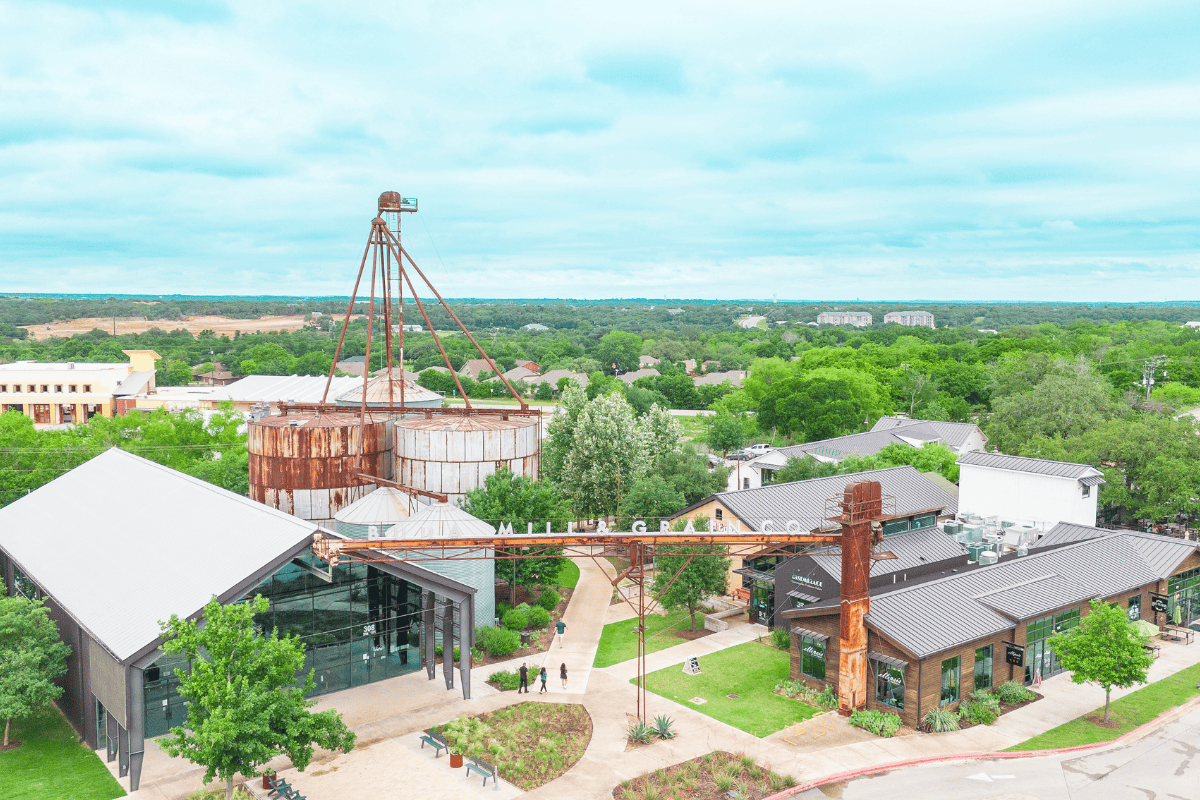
883,310,935,329
1182,321,1200,329
521,323,550,331
0,350,160,425
666,308,685,315
391,324,423,332
816,311,872,327
194,362,235,386
736,315,766,329
639,355,660,368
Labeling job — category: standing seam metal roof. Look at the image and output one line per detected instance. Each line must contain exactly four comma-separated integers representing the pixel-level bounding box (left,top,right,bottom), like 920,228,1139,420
870,417,985,448
805,526,968,582
710,466,959,532
956,450,1103,480
0,448,318,663
861,532,1198,658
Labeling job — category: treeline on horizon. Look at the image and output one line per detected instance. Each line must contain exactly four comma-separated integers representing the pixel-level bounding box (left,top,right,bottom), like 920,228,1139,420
4,295,1200,334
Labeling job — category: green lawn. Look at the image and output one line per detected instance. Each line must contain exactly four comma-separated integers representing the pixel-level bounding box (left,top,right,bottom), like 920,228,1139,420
0,705,126,800
636,641,823,737
557,558,580,589
594,609,710,668
1007,662,1200,751
675,415,709,444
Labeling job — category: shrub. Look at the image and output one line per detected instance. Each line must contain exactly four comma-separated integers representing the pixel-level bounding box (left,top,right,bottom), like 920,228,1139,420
770,627,791,651
503,607,529,631
848,709,902,737
488,670,521,690
922,707,961,733
995,680,1037,704
435,644,462,661
816,686,839,709
969,690,1002,715
959,701,998,726
496,601,513,618
652,714,676,740
526,606,551,628
627,721,654,744
476,625,521,656
714,773,734,792
536,588,561,610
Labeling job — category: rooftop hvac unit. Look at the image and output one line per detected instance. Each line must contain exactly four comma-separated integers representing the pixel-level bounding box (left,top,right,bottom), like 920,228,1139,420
1001,520,1015,528
1016,546,1028,557
944,521,962,535
979,550,999,565
966,544,984,563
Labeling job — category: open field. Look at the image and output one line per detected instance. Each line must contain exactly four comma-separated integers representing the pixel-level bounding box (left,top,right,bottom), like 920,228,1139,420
21,314,322,340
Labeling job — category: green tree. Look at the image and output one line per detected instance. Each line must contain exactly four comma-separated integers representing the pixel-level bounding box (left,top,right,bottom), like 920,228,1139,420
1048,599,1154,723
542,380,588,483
595,330,643,373
618,474,685,529
560,393,648,517
462,469,571,604
159,596,356,800
651,543,730,629
707,410,746,456
0,596,71,748
156,359,194,386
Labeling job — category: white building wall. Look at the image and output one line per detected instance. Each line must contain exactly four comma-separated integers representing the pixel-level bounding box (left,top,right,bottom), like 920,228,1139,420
955,428,988,454
957,464,1098,528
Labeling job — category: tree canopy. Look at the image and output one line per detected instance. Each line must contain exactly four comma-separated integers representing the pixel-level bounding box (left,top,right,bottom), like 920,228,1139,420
0,596,71,748
1048,599,1154,722
651,538,730,630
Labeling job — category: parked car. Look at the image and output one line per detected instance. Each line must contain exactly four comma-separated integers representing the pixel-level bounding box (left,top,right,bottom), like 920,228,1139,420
745,443,773,455
707,454,723,467
726,450,746,461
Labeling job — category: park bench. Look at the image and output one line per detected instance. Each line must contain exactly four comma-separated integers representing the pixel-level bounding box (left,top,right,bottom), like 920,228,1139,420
420,729,449,757
266,777,305,800
465,755,498,787
1143,642,1161,659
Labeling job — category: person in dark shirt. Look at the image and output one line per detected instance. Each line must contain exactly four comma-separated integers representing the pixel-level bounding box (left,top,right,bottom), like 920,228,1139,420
555,619,567,648
518,662,529,693
559,662,568,689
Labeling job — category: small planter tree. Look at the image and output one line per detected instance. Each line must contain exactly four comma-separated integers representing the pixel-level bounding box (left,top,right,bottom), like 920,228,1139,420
0,596,71,748
1049,598,1154,723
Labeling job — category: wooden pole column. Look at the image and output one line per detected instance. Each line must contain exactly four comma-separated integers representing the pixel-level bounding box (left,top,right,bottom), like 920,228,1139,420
838,481,881,716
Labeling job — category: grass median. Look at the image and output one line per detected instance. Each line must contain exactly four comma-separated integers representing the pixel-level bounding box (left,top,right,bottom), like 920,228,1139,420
0,705,126,800
1007,661,1200,751
636,641,823,737
594,609,709,668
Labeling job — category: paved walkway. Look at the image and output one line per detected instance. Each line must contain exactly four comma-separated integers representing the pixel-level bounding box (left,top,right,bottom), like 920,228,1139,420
109,553,1200,799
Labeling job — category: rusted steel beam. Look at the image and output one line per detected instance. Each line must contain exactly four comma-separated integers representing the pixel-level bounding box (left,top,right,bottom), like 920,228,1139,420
322,229,374,403
353,472,448,502
837,480,882,717
392,250,473,408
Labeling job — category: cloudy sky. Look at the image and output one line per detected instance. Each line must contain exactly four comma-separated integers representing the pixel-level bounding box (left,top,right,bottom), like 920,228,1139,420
2,1,1197,300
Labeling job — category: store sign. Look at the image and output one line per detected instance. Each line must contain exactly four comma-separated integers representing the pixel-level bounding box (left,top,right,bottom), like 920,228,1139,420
1004,641,1025,667
877,666,903,686
683,656,702,675
802,644,824,659
1150,593,1170,614
792,574,824,590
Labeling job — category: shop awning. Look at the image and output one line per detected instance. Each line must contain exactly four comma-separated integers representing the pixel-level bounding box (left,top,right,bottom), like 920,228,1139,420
869,652,908,670
733,567,775,583
791,627,829,643
1079,475,1106,486
787,590,822,603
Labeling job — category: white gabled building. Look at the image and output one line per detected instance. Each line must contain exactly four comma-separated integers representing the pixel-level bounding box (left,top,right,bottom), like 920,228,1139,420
956,451,1105,530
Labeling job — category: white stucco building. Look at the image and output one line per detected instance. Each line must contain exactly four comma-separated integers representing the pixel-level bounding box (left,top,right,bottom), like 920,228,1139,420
0,350,160,425
956,451,1104,530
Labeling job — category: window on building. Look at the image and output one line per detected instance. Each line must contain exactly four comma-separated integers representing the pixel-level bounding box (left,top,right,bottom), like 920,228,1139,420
0,385,6,393
1127,595,1141,621
874,660,904,709
27,385,35,392
743,478,750,489
55,384,62,392
940,655,961,705
13,566,37,600
974,645,993,691
40,385,48,393
32,404,50,424
715,508,723,520
1082,484,1091,498
798,634,826,680
69,384,77,392
911,514,936,530
83,384,92,393
882,518,911,536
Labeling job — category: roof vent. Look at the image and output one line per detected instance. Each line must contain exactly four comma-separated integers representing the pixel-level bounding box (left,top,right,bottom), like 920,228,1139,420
443,424,452,432
68,362,75,370
288,419,301,427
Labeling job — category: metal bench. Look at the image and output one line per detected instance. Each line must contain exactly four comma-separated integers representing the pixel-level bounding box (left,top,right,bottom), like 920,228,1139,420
420,729,449,757
1143,642,1161,659
267,777,304,800
1161,626,1195,645
465,755,498,788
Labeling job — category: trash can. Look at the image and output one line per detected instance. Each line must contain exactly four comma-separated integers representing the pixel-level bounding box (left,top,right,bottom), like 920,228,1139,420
520,631,531,647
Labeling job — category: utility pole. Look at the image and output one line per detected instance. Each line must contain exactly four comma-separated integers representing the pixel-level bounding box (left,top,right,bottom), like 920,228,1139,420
1141,356,1168,401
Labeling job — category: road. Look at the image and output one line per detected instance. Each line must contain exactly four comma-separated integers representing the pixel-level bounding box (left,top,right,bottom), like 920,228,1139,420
807,705,1200,800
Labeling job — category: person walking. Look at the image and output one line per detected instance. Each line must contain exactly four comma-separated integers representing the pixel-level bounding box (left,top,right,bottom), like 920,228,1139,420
518,662,529,694
555,619,567,649
560,662,568,690
539,666,548,694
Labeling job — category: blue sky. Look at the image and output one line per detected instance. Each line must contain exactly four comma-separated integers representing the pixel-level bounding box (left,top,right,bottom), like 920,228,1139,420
1,1,1197,300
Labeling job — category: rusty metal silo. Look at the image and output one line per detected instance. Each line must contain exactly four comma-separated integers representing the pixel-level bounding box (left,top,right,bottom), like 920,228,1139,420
249,411,394,526
394,414,539,507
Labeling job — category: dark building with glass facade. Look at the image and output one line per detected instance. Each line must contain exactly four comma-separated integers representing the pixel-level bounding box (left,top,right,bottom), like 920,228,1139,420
781,526,1200,729
0,449,478,792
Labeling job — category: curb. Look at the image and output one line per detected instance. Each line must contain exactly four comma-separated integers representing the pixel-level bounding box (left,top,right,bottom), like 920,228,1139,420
762,694,1200,799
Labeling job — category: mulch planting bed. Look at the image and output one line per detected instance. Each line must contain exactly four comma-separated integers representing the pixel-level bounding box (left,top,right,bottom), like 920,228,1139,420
473,585,574,669
433,702,592,791
956,691,1043,731
613,750,798,800
673,627,713,641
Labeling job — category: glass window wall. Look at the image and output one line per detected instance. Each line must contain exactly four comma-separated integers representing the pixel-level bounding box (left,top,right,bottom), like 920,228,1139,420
873,661,904,709
973,645,993,691
798,635,825,680
940,655,961,706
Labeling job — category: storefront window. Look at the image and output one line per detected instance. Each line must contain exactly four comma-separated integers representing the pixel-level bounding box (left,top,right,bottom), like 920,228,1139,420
1127,595,1141,621
13,566,37,600
1168,567,1200,627
973,645,993,691
1025,607,1080,683
940,655,961,705
874,661,904,709
799,635,826,680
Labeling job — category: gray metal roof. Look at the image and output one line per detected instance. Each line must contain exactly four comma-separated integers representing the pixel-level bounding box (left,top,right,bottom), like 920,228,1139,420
774,430,927,461
714,466,959,533
956,450,1104,481
113,370,155,397
208,374,362,404
862,532,1198,658
805,525,968,582
0,448,318,663
1032,522,1114,550
870,417,984,449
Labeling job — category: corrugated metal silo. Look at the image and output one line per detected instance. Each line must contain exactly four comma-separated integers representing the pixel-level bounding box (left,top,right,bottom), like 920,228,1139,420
394,414,539,506
335,368,443,409
332,486,419,539
384,503,497,629
248,411,394,526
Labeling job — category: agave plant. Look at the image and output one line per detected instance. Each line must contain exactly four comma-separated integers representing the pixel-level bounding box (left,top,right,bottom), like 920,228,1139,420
652,714,677,740
627,720,654,744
